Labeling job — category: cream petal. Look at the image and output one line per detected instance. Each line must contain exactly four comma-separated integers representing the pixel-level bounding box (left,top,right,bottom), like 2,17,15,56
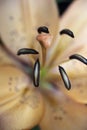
0,65,30,113
57,57,87,104
0,43,14,65
47,0,87,68
49,53,87,103
60,0,87,31
46,36,87,79
47,42,87,103
0,0,59,63
45,26,87,103
0,39,33,78
0,0,29,62
57,27,87,104
0,65,44,130
55,18,87,65
40,88,87,130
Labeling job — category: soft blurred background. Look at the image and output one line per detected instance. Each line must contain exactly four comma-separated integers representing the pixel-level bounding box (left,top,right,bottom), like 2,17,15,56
56,0,73,15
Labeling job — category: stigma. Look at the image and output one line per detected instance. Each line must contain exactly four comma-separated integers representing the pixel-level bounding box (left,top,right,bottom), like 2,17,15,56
36,26,53,49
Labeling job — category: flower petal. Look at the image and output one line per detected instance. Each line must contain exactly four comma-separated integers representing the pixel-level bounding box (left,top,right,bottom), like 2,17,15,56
49,52,87,104
57,27,87,103
47,0,87,68
47,44,87,103
0,0,59,63
0,38,33,80
0,65,44,130
0,0,29,62
40,88,87,130
58,58,87,104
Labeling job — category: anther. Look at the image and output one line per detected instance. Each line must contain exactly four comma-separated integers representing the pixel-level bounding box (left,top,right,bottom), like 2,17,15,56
17,48,39,55
69,54,87,65
38,26,49,34
58,66,71,90
33,59,40,87
60,29,74,38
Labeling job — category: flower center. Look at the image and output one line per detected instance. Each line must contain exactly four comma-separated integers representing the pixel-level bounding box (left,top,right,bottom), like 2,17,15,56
16,26,87,90
1,26,86,90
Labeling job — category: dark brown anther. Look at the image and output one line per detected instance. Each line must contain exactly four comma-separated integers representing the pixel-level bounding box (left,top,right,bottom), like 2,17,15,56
60,29,74,38
37,26,49,34
17,48,39,55
69,54,87,65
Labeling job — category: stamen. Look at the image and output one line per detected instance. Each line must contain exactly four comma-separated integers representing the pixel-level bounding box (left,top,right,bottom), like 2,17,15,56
60,29,74,38
58,66,71,90
33,59,40,87
38,26,49,34
69,54,87,65
17,48,39,55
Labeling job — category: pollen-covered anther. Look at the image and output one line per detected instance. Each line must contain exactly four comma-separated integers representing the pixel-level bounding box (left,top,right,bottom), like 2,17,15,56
36,33,53,49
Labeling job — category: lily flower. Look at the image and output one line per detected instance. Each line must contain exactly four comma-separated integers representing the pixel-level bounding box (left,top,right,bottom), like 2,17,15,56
0,0,87,130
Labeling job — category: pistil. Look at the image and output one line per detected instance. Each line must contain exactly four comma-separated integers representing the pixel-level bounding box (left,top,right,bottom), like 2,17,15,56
36,26,53,66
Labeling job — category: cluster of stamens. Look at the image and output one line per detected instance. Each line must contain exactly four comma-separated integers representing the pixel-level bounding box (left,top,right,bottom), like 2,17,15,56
0,26,87,91
16,26,87,90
